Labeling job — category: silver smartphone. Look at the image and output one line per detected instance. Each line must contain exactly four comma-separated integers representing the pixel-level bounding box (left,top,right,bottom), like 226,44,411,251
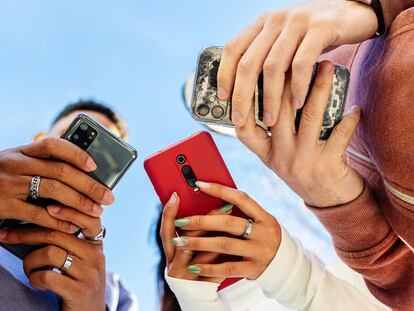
191,46,350,140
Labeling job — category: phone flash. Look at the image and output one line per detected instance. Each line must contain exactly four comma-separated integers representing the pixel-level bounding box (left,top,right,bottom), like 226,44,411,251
193,187,200,192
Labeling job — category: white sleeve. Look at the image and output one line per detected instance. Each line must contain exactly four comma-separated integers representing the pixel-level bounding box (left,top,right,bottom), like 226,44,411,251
164,269,228,311
254,227,388,311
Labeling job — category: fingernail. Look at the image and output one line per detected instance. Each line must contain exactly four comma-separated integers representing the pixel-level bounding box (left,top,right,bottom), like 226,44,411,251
231,110,243,126
194,181,209,189
93,204,104,216
103,190,114,204
187,265,201,274
263,112,273,125
174,218,190,228
47,205,62,214
219,203,233,214
0,229,8,240
172,237,188,247
168,192,178,204
217,86,228,100
319,62,333,75
86,157,97,171
292,97,302,109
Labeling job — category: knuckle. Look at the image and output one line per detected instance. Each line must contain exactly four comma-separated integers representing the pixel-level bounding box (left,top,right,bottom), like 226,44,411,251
44,246,59,261
292,58,308,74
192,215,203,228
45,230,60,244
225,263,239,276
54,162,71,179
263,58,281,75
237,56,254,74
39,271,53,287
332,124,349,140
301,106,320,123
28,206,44,223
238,191,250,202
268,12,286,26
44,179,59,194
88,180,100,197
231,92,245,105
15,230,27,244
78,194,92,212
219,238,233,252
223,37,240,56
42,137,59,153
222,216,236,228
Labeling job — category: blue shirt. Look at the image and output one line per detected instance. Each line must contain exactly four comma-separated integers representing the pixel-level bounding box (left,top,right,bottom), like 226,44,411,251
0,247,139,311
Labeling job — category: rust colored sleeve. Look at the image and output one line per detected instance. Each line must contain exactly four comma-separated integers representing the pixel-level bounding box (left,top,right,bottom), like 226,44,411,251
380,0,414,29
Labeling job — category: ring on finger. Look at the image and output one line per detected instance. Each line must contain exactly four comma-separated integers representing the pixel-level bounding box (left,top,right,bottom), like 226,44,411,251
60,253,74,274
29,176,41,200
241,218,254,239
84,226,106,242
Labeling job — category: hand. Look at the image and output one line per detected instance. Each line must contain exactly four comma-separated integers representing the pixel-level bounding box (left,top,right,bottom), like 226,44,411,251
217,0,377,126
237,61,364,207
0,226,106,311
160,192,233,283
168,182,281,280
0,137,114,233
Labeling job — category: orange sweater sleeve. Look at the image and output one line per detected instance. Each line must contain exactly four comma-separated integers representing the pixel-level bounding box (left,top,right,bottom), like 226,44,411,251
380,0,414,29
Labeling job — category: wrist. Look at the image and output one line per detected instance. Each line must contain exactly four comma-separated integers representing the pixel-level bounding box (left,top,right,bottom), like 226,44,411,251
304,172,365,208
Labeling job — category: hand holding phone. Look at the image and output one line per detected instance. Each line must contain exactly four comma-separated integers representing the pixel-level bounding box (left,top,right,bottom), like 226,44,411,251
144,131,246,290
191,46,350,140
1,114,137,259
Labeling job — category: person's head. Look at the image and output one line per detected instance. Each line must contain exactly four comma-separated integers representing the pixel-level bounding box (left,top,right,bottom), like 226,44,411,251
34,99,128,141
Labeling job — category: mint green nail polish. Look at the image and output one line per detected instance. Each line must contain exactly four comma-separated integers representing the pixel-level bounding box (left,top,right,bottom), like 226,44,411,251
219,203,233,213
174,218,190,228
172,237,188,247
187,265,201,274
195,181,200,187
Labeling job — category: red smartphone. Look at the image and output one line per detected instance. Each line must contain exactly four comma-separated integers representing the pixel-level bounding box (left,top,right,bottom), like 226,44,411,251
144,131,245,290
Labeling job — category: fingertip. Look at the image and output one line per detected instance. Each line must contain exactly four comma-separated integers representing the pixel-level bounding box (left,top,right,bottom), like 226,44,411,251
167,192,178,205
0,229,9,241
318,61,333,75
86,157,97,172
351,105,361,114
47,205,62,215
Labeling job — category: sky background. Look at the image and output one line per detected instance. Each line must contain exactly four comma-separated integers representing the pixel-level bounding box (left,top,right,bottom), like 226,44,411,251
0,1,336,310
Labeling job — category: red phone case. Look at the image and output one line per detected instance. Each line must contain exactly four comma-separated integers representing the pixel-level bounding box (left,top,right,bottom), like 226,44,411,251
144,131,244,290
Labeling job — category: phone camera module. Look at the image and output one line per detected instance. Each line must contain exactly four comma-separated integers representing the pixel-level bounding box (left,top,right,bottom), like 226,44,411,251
197,104,210,117
72,134,79,141
181,165,198,188
176,154,186,164
80,123,89,131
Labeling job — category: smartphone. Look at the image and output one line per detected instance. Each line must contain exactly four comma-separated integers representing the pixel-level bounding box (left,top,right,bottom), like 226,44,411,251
1,113,138,259
144,131,245,290
191,46,350,140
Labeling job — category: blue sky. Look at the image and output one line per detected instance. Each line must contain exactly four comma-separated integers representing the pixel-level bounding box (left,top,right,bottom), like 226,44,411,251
0,1,335,310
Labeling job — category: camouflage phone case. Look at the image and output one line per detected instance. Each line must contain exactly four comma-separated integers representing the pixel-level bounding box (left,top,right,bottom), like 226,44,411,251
191,46,350,140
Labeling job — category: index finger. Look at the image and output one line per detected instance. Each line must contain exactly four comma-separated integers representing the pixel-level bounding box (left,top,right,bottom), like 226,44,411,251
20,137,97,172
194,182,268,222
217,13,268,100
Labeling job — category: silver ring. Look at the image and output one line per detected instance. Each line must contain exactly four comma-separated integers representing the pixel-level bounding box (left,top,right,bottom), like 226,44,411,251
29,176,41,200
85,226,106,241
61,254,74,274
241,219,254,239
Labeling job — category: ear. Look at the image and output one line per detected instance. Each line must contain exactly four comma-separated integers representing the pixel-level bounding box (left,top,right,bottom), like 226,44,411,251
33,132,47,142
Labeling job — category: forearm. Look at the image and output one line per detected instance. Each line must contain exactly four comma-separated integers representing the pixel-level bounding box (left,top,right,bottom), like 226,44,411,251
255,227,387,311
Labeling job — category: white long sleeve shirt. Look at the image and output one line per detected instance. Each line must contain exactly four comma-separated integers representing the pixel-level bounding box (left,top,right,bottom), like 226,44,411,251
166,227,389,311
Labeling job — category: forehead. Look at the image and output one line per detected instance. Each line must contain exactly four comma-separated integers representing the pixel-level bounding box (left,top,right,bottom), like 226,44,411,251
49,110,121,138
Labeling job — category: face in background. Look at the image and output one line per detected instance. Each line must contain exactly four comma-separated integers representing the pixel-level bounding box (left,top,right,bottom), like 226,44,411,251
34,110,122,141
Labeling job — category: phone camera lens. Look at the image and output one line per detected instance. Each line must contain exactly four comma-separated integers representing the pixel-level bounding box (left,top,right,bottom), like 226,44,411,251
80,123,88,131
83,142,88,147
211,105,224,119
197,104,210,117
182,165,191,175
176,155,186,164
73,134,79,140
